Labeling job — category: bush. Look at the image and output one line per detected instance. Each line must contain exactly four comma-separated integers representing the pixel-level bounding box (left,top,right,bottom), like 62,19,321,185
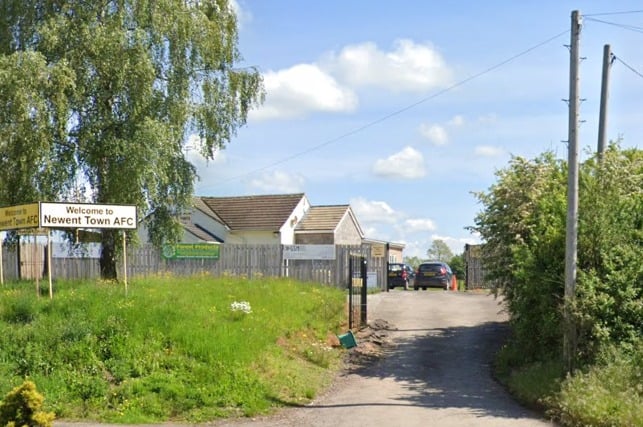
0,380,55,427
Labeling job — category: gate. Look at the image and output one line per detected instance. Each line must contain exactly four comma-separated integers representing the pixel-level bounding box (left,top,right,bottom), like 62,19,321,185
347,254,367,330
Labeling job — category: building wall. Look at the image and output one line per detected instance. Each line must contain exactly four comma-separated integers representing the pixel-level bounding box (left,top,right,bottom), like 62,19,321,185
388,247,404,263
294,232,334,244
190,209,228,240
278,196,311,244
226,230,281,244
334,214,362,245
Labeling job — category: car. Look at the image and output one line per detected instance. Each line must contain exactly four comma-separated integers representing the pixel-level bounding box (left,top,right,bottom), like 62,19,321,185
413,261,452,290
387,263,415,290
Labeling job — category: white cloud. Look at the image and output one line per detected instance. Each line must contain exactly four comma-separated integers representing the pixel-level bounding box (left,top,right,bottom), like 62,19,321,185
360,224,379,238
448,115,465,127
474,145,505,157
419,123,448,145
229,0,251,27
249,38,452,121
325,39,452,92
404,218,437,232
249,64,358,120
350,197,399,224
249,170,305,193
373,146,425,179
398,239,426,259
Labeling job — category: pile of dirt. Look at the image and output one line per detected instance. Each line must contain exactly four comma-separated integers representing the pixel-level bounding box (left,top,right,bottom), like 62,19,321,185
344,318,397,368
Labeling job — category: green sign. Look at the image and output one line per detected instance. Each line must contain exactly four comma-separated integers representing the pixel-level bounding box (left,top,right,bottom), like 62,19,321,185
162,243,220,259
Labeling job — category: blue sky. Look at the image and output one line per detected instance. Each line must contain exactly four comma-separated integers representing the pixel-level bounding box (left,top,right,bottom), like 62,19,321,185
190,1,643,258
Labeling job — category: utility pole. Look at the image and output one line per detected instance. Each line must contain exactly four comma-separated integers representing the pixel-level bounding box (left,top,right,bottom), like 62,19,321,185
564,9,581,373
597,44,612,158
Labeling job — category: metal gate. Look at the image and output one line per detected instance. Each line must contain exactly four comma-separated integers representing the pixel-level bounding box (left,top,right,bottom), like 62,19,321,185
348,254,367,330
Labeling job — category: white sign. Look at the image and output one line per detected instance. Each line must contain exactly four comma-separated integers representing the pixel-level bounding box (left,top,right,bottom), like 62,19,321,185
283,244,336,260
367,271,378,288
52,242,102,259
40,202,137,229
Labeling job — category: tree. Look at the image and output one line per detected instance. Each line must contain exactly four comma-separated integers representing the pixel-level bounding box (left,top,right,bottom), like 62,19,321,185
448,253,464,278
426,239,453,262
403,255,422,269
0,0,264,278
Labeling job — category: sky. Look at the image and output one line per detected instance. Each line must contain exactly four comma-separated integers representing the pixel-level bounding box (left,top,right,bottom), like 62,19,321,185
189,1,643,258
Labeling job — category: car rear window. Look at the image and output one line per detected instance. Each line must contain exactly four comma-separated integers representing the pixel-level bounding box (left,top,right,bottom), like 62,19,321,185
388,264,403,272
419,263,443,273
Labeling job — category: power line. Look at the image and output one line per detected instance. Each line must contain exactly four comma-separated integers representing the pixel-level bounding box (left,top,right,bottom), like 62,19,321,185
584,10,643,16
613,55,643,79
584,17,643,34
214,29,570,186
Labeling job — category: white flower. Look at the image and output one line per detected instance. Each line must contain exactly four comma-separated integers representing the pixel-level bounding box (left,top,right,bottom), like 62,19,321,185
230,301,252,314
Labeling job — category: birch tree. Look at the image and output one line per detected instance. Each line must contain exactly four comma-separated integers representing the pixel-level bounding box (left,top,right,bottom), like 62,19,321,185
0,0,264,278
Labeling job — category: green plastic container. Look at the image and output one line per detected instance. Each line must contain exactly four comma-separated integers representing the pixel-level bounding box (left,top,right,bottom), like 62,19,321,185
337,330,357,349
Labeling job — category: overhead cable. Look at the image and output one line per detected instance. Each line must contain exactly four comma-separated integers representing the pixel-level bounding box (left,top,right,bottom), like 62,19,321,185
613,55,643,79
214,29,570,185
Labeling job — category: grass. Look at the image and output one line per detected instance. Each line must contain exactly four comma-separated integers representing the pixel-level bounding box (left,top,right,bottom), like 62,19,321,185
0,274,349,423
494,340,643,427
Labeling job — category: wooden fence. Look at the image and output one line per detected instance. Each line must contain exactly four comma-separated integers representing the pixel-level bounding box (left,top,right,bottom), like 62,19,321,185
463,243,493,289
0,243,387,290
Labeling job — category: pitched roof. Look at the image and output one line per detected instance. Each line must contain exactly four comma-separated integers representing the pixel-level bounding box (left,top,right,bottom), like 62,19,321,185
296,205,355,232
191,196,227,226
199,193,305,231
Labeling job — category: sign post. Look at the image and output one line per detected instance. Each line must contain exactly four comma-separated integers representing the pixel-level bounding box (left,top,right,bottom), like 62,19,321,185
0,203,40,285
123,230,128,295
39,202,137,297
47,229,53,299
0,202,136,296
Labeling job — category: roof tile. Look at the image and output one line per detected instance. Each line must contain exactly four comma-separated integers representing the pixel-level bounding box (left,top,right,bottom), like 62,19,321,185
199,193,305,231
297,205,349,231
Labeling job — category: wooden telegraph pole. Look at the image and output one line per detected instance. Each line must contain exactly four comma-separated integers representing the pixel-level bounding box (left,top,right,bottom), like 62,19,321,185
597,44,612,158
564,9,582,373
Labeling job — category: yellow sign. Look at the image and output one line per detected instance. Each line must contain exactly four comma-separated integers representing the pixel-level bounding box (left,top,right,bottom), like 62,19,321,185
371,244,386,258
0,203,40,230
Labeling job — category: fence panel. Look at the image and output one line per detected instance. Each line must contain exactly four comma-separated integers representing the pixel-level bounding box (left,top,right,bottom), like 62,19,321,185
2,242,385,292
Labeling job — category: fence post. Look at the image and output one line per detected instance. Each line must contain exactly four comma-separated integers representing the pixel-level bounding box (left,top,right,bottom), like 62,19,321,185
360,256,367,326
348,255,354,329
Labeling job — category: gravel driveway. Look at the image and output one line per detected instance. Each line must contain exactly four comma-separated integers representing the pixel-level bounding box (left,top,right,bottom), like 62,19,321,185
57,290,557,427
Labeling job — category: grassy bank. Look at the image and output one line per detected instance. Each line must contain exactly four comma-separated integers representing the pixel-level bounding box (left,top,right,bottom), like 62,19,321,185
495,340,643,426
0,275,348,423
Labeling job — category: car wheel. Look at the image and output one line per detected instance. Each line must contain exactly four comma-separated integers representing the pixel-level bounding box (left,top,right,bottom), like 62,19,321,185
413,286,418,291
423,287,427,290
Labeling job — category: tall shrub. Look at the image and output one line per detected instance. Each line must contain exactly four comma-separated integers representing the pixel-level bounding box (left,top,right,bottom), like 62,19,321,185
470,152,567,361
574,147,643,361
470,146,641,365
